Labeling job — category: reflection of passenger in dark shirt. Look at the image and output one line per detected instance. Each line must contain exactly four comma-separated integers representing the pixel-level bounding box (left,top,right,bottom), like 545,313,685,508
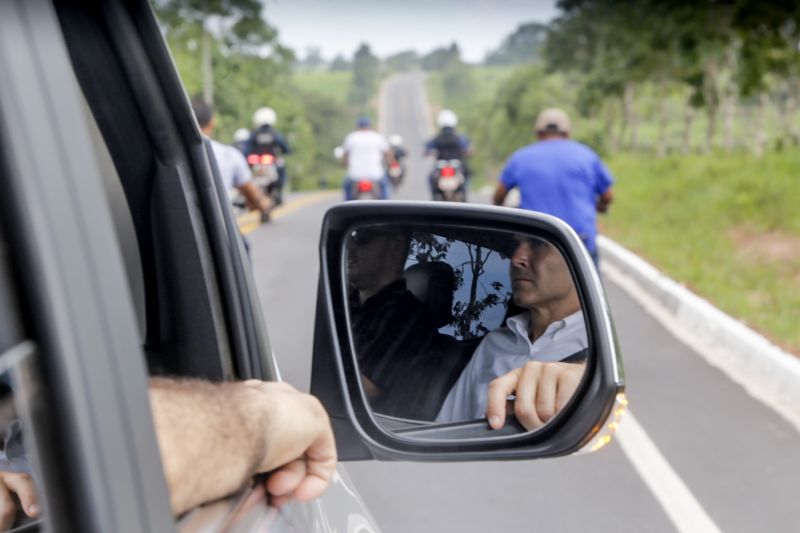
349,280,445,419
346,229,447,420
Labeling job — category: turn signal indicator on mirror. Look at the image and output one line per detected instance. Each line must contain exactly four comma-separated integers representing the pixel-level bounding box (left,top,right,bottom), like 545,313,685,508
578,393,628,453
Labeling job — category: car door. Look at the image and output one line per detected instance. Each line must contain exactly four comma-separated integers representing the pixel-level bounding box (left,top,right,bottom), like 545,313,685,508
0,0,378,531
0,1,175,530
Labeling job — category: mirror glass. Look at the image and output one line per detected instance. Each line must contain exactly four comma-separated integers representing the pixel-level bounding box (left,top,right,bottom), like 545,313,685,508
344,224,589,437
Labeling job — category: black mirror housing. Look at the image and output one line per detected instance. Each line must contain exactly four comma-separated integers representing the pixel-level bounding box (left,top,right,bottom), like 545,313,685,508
311,201,625,461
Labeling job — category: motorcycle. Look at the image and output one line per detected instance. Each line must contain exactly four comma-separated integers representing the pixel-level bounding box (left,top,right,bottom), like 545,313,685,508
432,159,466,202
349,178,386,201
247,152,284,206
387,160,405,188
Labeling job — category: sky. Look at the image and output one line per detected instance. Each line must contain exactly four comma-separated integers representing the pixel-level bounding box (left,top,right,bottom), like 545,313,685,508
263,0,560,63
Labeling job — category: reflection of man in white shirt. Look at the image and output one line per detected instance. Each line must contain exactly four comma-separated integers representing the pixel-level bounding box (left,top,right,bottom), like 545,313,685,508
342,117,393,199
437,237,587,427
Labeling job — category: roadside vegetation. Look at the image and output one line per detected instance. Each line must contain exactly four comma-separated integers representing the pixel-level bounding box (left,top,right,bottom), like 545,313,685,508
604,153,800,352
292,70,352,104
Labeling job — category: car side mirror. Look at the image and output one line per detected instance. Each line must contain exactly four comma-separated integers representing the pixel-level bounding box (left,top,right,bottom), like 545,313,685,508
311,202,625,461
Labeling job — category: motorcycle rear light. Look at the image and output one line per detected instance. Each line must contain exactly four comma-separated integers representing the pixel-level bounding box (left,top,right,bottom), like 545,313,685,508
441,166,456,177
247,154,260,165
261,154,274,165
357,181,374,192
390,162,400,168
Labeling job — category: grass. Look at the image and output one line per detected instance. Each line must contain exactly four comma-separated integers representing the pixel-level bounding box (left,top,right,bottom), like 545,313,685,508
603,151,800,353
292,70,352,104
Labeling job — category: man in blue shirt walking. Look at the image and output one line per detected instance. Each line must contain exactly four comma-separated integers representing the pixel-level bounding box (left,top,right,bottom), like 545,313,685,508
493,108,614,266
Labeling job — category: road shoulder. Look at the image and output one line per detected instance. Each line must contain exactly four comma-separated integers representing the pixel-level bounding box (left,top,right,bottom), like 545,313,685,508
600,235,800,432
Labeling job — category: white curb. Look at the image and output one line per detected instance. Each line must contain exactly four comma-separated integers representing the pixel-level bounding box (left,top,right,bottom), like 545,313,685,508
598,235,800,432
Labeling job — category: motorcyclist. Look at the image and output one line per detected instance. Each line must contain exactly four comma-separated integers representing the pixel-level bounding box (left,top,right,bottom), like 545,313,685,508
389,134,407,162
192,98,271,223
247,107,292,206
425,109,472,199
341,117,394,200
387,134,407,187
233,127,251,155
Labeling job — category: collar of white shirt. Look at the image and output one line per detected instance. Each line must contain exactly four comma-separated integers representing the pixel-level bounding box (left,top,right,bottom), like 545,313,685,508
505,309,585,349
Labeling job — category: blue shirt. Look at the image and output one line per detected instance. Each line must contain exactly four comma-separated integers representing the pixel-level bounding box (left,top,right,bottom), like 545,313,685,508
499,139,613,252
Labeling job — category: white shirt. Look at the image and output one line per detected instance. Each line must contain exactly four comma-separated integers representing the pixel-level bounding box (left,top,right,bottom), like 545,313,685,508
208,138,252,192
343,130,389,180
435,310,587,422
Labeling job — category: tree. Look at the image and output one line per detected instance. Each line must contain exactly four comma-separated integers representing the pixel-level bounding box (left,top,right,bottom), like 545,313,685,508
410,237,509,340
546,0,653,151
450,246,508,340
153,0,277,105
735,1,800,150
546,0,746,154
421,43,461,71
385,50,420,71
329,54,351,72
484,22,547,66
348,43,381,109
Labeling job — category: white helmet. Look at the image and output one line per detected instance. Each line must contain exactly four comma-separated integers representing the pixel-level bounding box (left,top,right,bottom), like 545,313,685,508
437,109,458,128
253,107,277,128
389,134,403,146
233,128,250,143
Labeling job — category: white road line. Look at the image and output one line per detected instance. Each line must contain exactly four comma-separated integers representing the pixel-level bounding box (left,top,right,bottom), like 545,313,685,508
616,411,722,533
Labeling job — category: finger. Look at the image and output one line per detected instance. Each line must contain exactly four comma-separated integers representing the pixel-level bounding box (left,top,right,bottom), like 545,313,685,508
270,494,294,508
265,459,306,499
486,369,521,429
535,365,559,423
295,426,337,502
293,474,332,503
555,364,584,414
3,473,39,518
0,477,15,531
515,363,545,430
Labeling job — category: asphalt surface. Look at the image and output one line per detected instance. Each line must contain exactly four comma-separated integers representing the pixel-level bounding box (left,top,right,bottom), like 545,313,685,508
248,73,800,533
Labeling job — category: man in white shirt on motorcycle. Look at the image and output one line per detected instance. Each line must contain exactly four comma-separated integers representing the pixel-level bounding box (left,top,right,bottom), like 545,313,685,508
341,117,394,200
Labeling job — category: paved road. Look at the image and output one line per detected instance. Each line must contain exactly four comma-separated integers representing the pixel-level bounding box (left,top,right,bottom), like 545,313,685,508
248,73,800,533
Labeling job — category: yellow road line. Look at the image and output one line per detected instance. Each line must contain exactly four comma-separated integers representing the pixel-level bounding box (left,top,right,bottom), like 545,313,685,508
237,191,338,235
